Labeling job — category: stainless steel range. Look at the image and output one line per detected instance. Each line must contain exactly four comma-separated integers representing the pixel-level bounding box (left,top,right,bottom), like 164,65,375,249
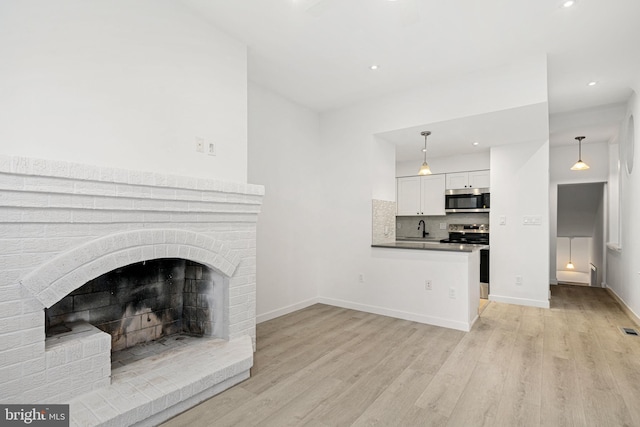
440,224,490,293
439,223,489,245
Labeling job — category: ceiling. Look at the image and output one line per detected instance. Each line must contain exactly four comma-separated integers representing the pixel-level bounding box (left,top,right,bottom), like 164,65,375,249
181,0,640,159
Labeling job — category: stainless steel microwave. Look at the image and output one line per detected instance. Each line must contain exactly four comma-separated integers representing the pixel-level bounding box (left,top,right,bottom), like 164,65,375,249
445,188,490,213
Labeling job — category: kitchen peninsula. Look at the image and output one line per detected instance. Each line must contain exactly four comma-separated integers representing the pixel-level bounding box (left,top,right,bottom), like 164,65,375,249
370,240,483,331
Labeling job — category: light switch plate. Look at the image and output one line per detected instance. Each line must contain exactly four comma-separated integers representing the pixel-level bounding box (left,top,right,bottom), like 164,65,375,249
523,215,542,225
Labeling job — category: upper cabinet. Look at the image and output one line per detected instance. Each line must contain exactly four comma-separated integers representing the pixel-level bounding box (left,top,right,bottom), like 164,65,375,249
445,170,490,190
397,175,446,216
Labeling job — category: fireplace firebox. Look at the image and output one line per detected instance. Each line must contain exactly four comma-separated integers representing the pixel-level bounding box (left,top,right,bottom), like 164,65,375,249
46,259,224,351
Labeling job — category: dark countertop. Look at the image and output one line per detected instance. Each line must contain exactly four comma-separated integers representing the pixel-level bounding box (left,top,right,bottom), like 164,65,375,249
371,240,488,253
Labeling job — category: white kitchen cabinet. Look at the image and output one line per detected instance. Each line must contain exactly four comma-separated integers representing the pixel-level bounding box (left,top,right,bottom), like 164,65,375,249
396,175,445,216
397,177,421,215
445,170,490,189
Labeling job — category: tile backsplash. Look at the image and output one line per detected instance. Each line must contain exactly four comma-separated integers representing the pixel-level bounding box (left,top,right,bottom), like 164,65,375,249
372,199,396,244
396,213,490,240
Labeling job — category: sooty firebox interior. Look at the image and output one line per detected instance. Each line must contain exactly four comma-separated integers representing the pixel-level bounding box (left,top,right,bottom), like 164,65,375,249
45,259,217,351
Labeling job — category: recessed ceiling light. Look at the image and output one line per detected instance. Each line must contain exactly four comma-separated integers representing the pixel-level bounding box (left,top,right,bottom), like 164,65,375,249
370,65,379,70
588,81,597,86
562,0,575,8
472,141,480,146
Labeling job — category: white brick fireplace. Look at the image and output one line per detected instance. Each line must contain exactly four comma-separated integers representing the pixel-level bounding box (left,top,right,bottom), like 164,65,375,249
0,155,263,426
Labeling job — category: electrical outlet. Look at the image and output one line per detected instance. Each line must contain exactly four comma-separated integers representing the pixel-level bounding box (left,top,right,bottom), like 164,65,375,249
207,142,216,156
440,223,446,230
358,274,364,283
449,287,456,299
515,275,523,286
425,280,432,290
195,137,204,153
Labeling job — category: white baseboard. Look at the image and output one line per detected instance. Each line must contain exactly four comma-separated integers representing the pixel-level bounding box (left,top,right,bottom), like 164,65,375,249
489,294,550,309
317,297,473,332
256,298,320,324
605,286,640,328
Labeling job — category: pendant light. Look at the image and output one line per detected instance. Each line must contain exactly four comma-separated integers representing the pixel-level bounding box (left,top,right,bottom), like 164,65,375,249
418,131,432,175
570,136,590,170
566,237,575,270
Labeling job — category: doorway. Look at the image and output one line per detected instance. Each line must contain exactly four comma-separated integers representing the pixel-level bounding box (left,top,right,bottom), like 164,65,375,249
555,182,606,287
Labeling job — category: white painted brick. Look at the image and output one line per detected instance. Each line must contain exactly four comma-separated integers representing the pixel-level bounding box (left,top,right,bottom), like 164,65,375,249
0,301,21,319
0,252,53,271
0,361,23,383
0,223,45,238
68,402,100,427
68,163,95,181
0,331,22,352
74,180,117,196
49,160,71,178
26,158,51,176
22,297,44,314
22,273,50,295
2,269,29,285
112,168,129,183
19,369,47,390
0,283,21,302
22,208,73,222
141,171,156,186
72,209,114,223
230,294,249,306
91,354,111,375
82,336,103,358
20,327,43,346
94,196,134,210
0,312,43,335
144,212,172,222
93,377,110,391
0,240,21,255
0,156,12,172
0,208,21,222
71,355,93,377
23,176,75,193
47,363,71,383
175,188,202,200
37,289,62,310
22,355,46,376
46,345,67,369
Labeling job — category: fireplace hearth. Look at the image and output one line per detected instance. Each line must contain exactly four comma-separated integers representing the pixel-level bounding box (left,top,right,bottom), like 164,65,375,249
0,155,263,426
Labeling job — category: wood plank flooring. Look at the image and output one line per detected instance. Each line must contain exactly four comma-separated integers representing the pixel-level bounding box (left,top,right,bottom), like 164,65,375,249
161,285,640,427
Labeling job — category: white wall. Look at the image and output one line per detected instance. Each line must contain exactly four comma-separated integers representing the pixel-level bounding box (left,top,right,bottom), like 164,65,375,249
490,140,550,307
372,136,397,201
247,83,323,321
591,186,605,286
550,142,610,184
396,151,491,178
316,56,550,313
0,0,248,182
607,89,640,319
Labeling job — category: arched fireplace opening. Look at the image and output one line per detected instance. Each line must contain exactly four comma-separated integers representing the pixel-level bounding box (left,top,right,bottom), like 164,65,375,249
45,258,227,353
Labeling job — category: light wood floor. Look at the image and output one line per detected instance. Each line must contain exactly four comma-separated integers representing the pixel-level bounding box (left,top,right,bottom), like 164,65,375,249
162,285,640,426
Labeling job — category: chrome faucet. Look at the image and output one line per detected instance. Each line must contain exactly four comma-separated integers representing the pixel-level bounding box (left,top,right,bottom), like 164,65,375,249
418,220,428,238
